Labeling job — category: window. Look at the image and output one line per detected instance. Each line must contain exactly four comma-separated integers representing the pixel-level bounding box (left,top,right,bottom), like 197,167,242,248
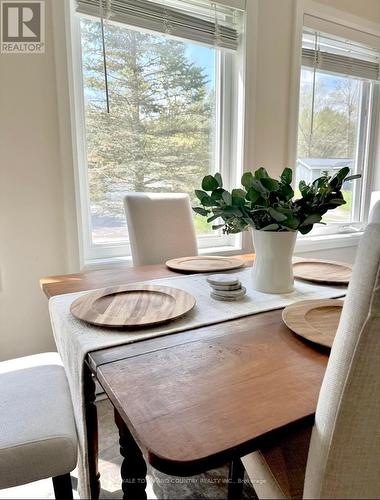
296,25,380,236
73,0,245,261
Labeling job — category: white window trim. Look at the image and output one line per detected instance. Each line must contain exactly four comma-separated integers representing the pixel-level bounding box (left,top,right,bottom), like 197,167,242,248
288,0,380,243
67,4,253,265
56,0,370,271
51,0,258,271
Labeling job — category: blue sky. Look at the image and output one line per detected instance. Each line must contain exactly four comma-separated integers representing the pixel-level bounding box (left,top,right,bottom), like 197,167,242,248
302,67,347,91
186,43,216,87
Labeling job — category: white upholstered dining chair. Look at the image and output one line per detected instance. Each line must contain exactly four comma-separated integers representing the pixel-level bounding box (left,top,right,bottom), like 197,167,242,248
124,192,198,266
241,222,380,499
0,353,78,499
369,198,380,223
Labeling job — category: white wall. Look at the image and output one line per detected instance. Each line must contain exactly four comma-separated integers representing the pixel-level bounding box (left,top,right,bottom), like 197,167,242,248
0,0,68,360
251,0,294,173
296,246,358,263
316,0,380,21
0,0,379,360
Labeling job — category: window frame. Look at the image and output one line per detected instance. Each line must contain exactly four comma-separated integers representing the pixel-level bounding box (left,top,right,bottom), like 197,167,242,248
71,13,243,263
296,66,375,237
289,0,380,241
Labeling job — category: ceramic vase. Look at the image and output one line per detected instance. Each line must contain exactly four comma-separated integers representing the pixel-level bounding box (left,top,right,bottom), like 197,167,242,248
251,229,297,293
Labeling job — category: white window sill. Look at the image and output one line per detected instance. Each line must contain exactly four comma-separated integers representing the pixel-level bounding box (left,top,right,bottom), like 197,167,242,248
295,231,363,253
82,244,243,270
82,232,362,270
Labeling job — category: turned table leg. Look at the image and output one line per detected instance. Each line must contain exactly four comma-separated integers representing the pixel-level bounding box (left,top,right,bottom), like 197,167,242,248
114,409,147,500
83,362,101,500
228,456,244,500
52,473,73,500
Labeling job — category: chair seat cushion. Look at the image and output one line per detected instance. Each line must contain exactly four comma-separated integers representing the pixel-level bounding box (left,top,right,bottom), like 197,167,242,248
242,426,312,500
0,353,78,489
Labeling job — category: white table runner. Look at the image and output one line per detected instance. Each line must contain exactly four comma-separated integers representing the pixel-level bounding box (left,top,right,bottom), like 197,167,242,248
49,268,346,498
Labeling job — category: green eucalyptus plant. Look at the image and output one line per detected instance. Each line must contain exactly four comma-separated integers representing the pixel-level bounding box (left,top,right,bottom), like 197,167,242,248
193,167,360,235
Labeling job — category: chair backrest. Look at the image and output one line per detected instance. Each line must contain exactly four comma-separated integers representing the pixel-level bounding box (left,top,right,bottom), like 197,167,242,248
124,192,198,266
369,199,380,223
304,223,380,499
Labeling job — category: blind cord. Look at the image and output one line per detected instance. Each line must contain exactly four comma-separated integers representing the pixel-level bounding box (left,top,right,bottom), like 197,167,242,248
309,31,319,147
99,0,110,113
212,2,221,47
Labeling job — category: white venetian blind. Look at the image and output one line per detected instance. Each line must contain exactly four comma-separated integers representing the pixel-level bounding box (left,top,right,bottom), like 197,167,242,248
75,0,245,50
302,26,380,81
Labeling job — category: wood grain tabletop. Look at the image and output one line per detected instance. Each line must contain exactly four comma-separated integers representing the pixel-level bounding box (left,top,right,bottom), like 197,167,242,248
93,308,328,475
40,254,255,298
41,252,331,485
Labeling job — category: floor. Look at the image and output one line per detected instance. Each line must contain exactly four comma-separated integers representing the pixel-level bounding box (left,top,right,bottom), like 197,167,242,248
0,399,257,499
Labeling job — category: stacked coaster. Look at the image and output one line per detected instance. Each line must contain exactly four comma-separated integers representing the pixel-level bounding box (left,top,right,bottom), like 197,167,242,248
207,274,246,301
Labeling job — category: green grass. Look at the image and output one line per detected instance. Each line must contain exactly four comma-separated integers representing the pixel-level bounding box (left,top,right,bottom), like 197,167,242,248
339,190,352,213
193,214,213,235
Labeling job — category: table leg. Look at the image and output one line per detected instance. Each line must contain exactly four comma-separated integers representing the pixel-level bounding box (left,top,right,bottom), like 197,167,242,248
114,409,147,500
83,362,101,500
228,456,244,500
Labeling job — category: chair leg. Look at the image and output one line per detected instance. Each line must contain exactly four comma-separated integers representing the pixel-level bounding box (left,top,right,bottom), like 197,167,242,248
52,473,73,500
228,457,244,500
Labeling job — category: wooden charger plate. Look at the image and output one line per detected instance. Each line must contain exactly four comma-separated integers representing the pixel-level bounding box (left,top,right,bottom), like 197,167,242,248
293,258,352,285
70,284,196,328
166,256,245,273
282,299,343,348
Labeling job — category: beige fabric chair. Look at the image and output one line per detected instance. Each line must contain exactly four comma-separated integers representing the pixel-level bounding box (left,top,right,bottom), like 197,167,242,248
124,192,198,266
242,222,380,499
0,353,78,499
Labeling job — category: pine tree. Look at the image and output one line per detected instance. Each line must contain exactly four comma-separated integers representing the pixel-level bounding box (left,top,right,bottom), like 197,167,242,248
81,19,214,220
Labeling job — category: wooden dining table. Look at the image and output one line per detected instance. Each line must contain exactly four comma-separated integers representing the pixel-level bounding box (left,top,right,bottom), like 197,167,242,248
40,254,331,500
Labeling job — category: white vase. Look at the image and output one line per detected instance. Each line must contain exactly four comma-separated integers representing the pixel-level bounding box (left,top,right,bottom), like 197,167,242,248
251,229,297,293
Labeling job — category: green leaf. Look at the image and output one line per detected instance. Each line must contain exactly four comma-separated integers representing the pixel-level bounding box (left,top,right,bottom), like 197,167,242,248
195,190,217,207
330,167,350,189
207,214,220,223
223,206,242,216
241,172,255,189
202,175,219,191
336,166,350,181
268,207,288,222
192,207,208,216
255,196,268,206
214,172,223,188
261,177,280,192
246,187,260,203
299,180,307,191
283,215,300,230
210,188,225,200
299,181,312,198
255,167,269,179
231,188,246,199
222,191,232,205
299,225,313,235
251,179,268,194
312,176,329,190
279,183,294,200
280,167,292,185
328,198,346,206
300,214,322,227
231,189,246,206
261,223,280,231
202,195,218,207
195,190,208,202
